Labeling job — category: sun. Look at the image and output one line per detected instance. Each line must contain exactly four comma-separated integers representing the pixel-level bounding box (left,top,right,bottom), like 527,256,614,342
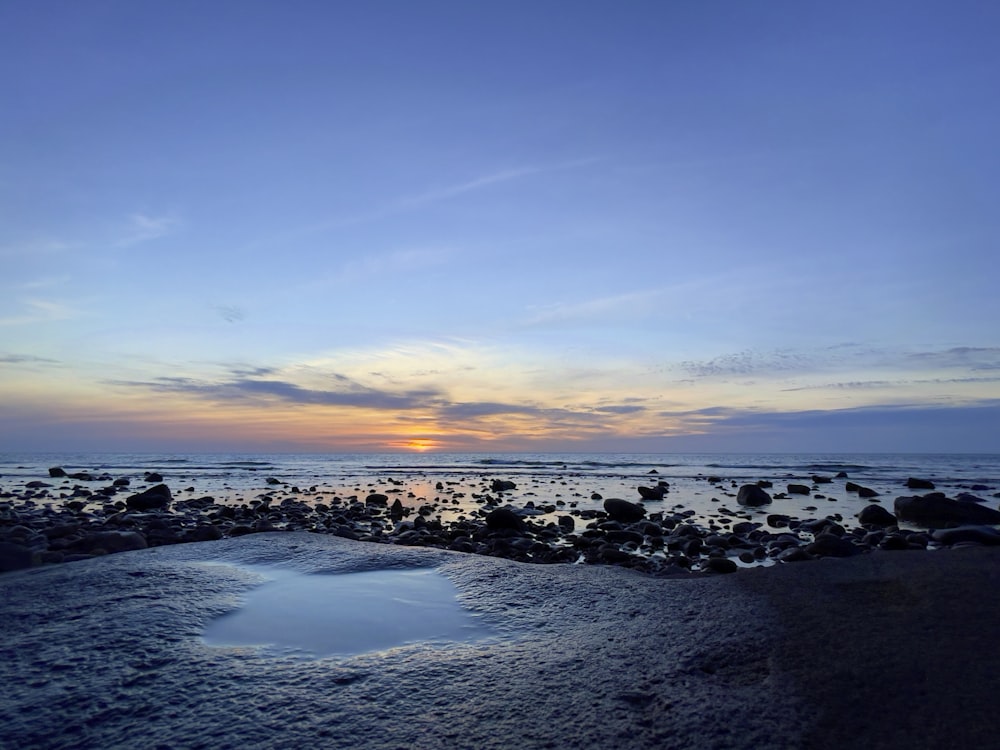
400,439,438,453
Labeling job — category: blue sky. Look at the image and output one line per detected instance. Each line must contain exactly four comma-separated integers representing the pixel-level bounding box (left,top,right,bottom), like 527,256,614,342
2,0,999,453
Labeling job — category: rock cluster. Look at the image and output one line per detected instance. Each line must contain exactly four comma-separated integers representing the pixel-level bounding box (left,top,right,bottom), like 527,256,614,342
2,470,999,576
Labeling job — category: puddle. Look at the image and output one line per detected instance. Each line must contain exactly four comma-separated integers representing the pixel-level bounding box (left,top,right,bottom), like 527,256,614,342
202,566,493,657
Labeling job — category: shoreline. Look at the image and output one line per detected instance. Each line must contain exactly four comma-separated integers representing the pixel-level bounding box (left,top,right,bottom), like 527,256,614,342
3,461,1000,575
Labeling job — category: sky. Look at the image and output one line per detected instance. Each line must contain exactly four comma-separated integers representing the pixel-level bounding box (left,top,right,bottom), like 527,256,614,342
2,0,999,454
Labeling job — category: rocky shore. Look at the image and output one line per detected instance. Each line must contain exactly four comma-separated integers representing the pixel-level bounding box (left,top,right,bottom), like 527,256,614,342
2,465,999,575
1,532,999,749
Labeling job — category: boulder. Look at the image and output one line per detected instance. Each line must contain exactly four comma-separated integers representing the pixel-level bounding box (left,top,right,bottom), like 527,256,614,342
365,493,389,506
737,485,772,507
703,557,738,574
490,479,517,493
485,508,524,531
894,494,1000,527
787,484,811,495
603,498,646,523
48,467,67,478
80,531,148,554
125,484,172,511
857,504,897,527
145,472,164,483
906,477,935,490
0,541,36,572
931,526,1000,546
807,533,861,558
858,486,880,499
637,485,668,501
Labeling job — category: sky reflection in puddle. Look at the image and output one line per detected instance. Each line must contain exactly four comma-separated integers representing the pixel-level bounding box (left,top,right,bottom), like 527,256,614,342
202,566,492,657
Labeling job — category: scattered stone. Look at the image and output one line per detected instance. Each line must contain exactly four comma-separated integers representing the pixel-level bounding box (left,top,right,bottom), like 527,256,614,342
603,498,646,523
637,484,668,501
48,467,67,478
895,494,1000,526
703,557,738,574
126,484,172,511
145,472,164,483
737,485,772,507
490,480,516,493
906,477,935,490
807,533,861,558
365,493,388,506
485,508,523,531
857,504,897,527
787,484,811,496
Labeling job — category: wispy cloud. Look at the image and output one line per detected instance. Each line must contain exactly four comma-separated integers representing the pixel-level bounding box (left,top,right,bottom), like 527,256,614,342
677,349,812,378
523,288,666,326
114,213,179,247
0,353,61,366
0,299,80,326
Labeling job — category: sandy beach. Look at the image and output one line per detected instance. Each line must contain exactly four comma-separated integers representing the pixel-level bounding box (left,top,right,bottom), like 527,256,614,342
2,532,998,749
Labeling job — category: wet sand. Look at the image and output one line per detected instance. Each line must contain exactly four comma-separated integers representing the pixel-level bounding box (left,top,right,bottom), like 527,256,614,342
1,533,997,749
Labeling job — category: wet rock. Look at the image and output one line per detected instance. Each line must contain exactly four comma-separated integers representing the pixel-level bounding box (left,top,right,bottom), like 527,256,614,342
906,477,935,490
48,467,67,478
145,472,164,483
807,533,861,558
0,541,36,572
365,494,389,506
776,547,813,563
894,494,1000,527
80,531,147,554
858,486,880,499
858,504,897,527
485,508,524,531
490,480,517,493
603,498,646,523
126,484,172,511
737,485,772,507
932,526,1000,546
787,484,811,495
703,557,738,574
956,492,987,504
637,484,668,501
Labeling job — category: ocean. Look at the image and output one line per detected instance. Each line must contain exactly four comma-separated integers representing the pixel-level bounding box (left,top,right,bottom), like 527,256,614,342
2,452,998,532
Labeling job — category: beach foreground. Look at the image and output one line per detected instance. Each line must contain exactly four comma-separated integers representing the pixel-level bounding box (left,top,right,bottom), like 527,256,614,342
1,533,998,749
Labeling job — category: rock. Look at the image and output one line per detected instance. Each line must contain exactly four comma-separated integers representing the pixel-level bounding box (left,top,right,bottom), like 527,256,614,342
48,467,67,478
113,478,130,487
807,533,861,558
637,484,668,501
265,477,281,485
0,541,36,572
25,481,51,489
485,508,524,531
490,479,516,493
894,494,1000,527
858,504,897,527
737,485,772,507
557,515,574,532
703,557,738,574
956,492,987,503
906,477,935,490
145,472,164,483
776,547,814,563
365,493,389,506
81,531,147,553
189,525,223,542
812,475,833,484
931,526,1000,546
69,472,94,481
858,486,880,499
603,498,646,523
125,484,172,511
787,484,811,495
590,492,603,500
389,499,404,521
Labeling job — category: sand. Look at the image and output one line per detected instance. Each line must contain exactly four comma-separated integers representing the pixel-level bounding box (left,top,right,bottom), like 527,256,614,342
1,533,998,749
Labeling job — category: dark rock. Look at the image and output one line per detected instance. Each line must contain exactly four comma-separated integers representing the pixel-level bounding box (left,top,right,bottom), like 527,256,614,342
389,499,404,521
69,472,94,481
145,472,164,483
894,494,1000,526
590,492,603,501
485,508,524,531
807,533,861,558
737,485,772,507
82,531,147,553
25,481,51,489
787,484,811,495
812,475,833,484
858,486,880,499
906,477,935,490
858,504,897,527
703,557,738,574
776,547,814,563
365,493,389,505
956,492,987,504
637,485,668,501
603,498,646,523
48,467,67,478
189,524,223,542
0,541,36,572
113,478,131,487
490,479,517,492
557,515,574,532
931,526,1000,546
126,484,172,511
